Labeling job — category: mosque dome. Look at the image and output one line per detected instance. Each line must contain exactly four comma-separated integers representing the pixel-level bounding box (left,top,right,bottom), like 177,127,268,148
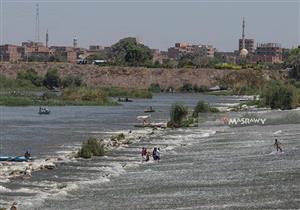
240,48,248,57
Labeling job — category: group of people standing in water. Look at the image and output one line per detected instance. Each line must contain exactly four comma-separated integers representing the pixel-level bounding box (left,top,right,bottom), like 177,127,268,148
141,146,160,162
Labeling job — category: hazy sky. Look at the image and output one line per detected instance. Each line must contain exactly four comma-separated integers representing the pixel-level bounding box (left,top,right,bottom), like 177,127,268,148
0,0,299,51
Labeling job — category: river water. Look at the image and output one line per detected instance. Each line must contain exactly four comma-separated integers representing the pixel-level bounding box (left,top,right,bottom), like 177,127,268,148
0,93,299,209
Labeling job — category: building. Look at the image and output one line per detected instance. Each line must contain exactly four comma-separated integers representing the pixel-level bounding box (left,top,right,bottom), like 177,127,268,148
255,43,282,63
50,46,77,63
151,49,168,64
0,44,22,62
195,45,216,58
239,39,255,53
21,41,50,57
167,42,215,59
89,45,104,51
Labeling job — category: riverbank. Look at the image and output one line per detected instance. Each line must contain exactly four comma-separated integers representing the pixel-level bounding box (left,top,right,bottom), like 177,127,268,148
0,85,152,106
0,62,286,90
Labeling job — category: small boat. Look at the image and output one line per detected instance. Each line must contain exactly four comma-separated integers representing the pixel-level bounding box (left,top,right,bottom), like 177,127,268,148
10,156,32,162
117,98,133,102
0,156,32,162
0,156,12,161
39,107,50,114
144,106,155,113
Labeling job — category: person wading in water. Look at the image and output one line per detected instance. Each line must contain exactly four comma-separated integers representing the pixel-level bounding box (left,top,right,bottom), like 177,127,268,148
274,139,283,152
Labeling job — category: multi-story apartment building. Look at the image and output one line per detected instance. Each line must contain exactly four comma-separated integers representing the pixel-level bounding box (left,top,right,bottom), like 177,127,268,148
239,39,255,53
89,45,104,52
0,44,22,62
50,46,77,63
167,42,215,59
254,43,282,63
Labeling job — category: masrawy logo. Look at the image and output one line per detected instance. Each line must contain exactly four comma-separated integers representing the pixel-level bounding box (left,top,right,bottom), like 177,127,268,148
220,115,267,126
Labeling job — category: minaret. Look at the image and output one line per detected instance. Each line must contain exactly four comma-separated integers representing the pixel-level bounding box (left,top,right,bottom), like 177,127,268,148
73,35,77,48
242,17,245,50
46,30,49,48
35,3,40,42
240,17,248,57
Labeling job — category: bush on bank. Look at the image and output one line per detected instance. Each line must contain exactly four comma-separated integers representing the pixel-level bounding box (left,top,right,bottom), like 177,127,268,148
192,101,219,118
167,103,188,128
78,137,105,159
261,80,298,110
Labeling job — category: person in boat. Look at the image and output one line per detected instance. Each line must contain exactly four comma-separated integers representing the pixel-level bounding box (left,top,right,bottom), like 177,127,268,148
24,150,31,159
274,139,283,152
125,97,129,102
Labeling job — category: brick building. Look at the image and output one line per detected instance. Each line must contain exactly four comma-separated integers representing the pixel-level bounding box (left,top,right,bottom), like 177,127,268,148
0,44,22,62
167,42,215,59
254,43,282,63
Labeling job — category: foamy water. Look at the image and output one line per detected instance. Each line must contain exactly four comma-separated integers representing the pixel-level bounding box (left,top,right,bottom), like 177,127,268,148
1,94,299,209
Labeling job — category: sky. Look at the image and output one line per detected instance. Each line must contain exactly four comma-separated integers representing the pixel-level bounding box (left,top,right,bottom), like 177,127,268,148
0,0,299,51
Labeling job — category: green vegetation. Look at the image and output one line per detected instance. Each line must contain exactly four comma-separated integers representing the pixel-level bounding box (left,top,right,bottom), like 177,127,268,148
287,47,300,80
167,101,220,128
219,69,265,95
180,83,209,93
192,101,219,118
148,83,162,93
43,68,60,89
111,133,125,141
167,103,189,128
61,75,83,88
77,137,105,159
261,80,298,110
0,85,116,106
62,87,111,105
109,37,153,66
0,67,152,106
17,68,44,87
214,63,242,70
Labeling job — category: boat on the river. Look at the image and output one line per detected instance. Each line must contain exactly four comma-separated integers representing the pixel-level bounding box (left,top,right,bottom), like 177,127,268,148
0,156,32,162
39,107,50,114
117,97,133,102
144,106,155,113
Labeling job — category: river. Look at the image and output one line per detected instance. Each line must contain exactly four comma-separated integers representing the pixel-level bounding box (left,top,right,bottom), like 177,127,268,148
0,93,299,209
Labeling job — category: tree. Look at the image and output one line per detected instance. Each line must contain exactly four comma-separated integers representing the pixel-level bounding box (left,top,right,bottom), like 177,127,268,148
109,37,153,66
17,68,43,86
43,69,60,89
287,48,300,80
61,75,83,88
86,51,108,62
